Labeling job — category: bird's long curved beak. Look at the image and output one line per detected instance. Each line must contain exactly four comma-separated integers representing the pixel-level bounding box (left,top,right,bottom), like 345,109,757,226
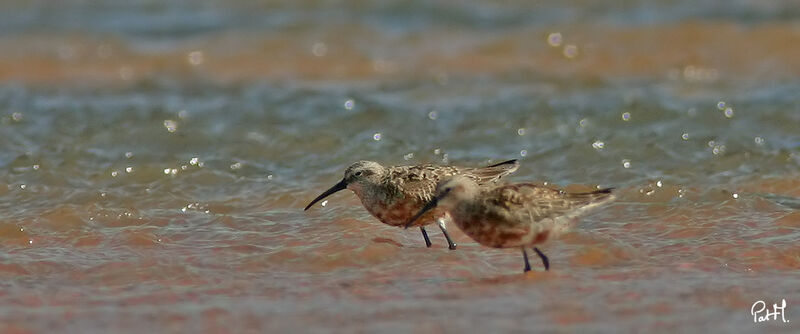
404,197,439,229
304,178,348,211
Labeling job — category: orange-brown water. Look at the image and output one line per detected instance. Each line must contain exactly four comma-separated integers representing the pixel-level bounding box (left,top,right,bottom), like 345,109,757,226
1,1,799,333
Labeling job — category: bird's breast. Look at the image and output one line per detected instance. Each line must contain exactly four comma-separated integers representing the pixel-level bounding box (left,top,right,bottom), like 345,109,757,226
361,196,444,227
452,210,550,248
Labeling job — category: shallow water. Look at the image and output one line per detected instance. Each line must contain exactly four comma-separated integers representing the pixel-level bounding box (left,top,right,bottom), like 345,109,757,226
1,0,799,333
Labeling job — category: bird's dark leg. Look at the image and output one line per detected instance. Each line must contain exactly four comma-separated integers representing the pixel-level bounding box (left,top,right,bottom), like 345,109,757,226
533,247,550,271
521,247,531,272
419,226,432,248
437,218,457,250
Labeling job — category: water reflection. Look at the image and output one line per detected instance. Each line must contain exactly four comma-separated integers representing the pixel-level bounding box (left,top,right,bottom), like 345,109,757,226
0,0,798,333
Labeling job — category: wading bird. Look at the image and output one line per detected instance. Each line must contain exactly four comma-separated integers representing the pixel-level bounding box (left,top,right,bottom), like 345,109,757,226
406,176,614,271
305,159,519,249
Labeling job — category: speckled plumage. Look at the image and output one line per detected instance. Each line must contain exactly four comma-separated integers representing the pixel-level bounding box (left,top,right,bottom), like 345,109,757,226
407,176,615,271
305,159,519,249
354,161,519,224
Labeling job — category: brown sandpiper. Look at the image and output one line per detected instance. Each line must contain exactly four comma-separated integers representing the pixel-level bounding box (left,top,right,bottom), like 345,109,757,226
304,159,519,249
405,175,614,271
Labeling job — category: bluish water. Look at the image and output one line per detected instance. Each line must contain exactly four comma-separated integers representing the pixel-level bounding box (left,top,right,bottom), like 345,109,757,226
0,1,798,333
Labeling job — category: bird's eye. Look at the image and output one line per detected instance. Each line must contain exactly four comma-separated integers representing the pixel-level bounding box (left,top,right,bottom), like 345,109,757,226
355,171,363,177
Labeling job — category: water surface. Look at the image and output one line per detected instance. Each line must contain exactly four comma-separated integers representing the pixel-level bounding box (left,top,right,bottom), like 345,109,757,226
0,1,799,332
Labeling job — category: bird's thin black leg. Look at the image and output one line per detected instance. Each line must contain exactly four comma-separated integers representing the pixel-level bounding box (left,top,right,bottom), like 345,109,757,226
522,247,531,272
437,218,457,250
533,247,550,271
419,226,432,248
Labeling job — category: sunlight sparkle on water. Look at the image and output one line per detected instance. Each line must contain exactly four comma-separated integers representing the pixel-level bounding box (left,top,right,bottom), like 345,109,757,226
312,42,327,57
163,120,178,133
723,107,734,118
563,45,579,59
547,33,562,47
682,66,719,82
187,51,204,66
1,4,797,333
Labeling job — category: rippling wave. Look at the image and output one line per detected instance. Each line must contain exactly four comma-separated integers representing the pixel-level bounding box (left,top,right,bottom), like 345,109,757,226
1,0,799,332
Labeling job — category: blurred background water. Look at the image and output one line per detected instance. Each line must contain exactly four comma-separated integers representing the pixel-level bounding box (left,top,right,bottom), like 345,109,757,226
0,0,799,333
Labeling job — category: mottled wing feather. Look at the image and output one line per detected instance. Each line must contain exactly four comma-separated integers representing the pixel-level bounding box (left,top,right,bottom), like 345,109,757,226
384,160,519,202
457,159,520,185
385,164,461,202
487,183,614,222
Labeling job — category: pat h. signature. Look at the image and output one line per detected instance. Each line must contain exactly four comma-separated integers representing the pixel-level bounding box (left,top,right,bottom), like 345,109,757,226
751,299,789,323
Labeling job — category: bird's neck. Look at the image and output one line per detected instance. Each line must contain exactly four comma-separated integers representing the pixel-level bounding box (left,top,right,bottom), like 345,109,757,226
352,181,398,205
